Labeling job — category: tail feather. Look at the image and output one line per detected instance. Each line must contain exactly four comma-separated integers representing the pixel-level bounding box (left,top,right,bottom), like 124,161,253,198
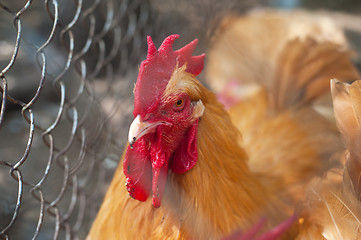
297,79,361,239
270,39,359,111
298,170,361,240
331,79,361,197
205,10,359,112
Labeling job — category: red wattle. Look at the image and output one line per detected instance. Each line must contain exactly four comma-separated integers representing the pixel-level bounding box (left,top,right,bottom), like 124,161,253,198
152,162,169,208
171,121,199,174
123,138,152,202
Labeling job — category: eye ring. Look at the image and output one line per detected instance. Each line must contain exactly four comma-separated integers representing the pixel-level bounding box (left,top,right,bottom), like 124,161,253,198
175,99,184,107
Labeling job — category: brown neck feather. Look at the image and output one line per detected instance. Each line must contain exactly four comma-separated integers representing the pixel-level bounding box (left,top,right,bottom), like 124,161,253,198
163,86,277,238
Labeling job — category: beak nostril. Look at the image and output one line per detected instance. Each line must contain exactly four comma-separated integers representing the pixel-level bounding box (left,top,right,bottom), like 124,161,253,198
129,137,136,149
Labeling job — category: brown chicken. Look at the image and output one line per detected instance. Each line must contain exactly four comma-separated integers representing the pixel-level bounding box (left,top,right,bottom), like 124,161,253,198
88,35,290,240
296,79,361,239
206,9,359,206
206,9,352,107
87,13,359,240
226,37,359,205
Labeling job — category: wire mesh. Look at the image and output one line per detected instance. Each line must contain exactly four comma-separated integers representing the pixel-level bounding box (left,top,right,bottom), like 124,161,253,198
0,0,154,239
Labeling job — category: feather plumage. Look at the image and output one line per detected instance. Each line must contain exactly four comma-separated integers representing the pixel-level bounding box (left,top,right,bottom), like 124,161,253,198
269,38,358,111
205,10,359,113
225,36,359,205
205,10,349,94
297,79,361,239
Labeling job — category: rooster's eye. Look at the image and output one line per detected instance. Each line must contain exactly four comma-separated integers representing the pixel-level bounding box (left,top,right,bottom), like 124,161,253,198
175,99,184,107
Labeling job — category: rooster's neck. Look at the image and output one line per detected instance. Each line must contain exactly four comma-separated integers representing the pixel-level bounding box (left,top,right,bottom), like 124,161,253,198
164,89,273,239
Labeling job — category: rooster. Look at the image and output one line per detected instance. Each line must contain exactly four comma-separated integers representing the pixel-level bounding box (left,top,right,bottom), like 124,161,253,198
88,35,288,239
296,79,361,239
87,30,358,239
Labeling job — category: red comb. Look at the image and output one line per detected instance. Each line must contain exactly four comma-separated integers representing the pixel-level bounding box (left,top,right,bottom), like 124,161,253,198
133,34,205,117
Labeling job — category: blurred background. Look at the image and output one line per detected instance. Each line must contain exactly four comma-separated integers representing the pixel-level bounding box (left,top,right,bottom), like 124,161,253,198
0,0,360,239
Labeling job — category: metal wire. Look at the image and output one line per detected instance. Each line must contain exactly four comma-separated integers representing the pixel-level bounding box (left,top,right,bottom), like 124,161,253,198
0,0,154,239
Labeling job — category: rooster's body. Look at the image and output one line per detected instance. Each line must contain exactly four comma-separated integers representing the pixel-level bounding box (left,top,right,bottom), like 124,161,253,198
88,10,359,240
87,63,291,239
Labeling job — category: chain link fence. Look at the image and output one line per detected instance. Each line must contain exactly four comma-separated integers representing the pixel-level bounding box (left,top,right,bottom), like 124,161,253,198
0,0,155,239
0,0,360,240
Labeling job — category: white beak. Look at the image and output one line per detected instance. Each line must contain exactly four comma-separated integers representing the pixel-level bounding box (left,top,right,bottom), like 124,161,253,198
128,115,169,147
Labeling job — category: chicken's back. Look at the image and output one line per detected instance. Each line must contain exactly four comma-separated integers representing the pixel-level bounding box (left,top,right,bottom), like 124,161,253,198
205,9,348,94
220,19,359,205
229,89,342,205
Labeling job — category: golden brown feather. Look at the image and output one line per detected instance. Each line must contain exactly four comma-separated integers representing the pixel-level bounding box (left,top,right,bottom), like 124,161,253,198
228,90,343,205
269,38,358,111
225,36,359,206
297,79,361,239
205,9,349,94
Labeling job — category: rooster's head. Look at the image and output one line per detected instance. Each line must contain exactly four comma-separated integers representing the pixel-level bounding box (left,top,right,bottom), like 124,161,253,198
124,35,206,207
